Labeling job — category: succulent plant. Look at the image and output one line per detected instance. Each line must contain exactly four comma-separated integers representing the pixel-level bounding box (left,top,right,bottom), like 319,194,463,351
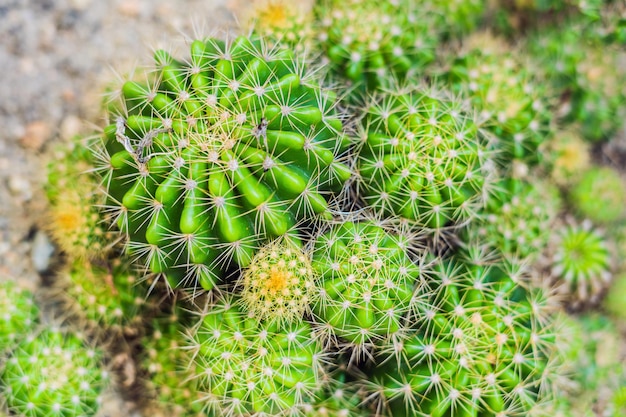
0,281,39,353
475,178,561,260
0,328,109,417
94,35,352,290
569,166,626,225
603,271,626,321
316,0,437,93
446,32,550,167
365,251,560,417
303,365,366,416
546,128,591,186
310,220,422,356
187,294,326,416
549,219,614,305
356,85,493,230
56,258,152,335
237,238,316,324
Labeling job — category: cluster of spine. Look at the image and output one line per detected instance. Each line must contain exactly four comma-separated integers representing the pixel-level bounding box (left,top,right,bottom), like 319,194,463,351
446,33,550,166
356,86,492,229
476,178,561,260
95,35,352,290
238,239,316,324
187,294,326,416
310,220,421,353
0,281,38,352
0,329,109,417
315,0,437,91
365,253,559,417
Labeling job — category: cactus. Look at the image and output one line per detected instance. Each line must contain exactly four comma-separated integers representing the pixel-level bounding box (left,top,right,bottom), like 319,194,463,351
475,178,561,260
0,328,109,417
365,252,560,417
187,294,326,416
94,35,352,290
303,365,366,416
546,128,591,186
0,281,39,353
356,86,493,230
549,219,614,305
316,0,437,93
603,271,626,321
569,166,626,225
46,139,113,260
237,238,316,324
142,312,204,417
310,220,422,356
446,32,550,167
56,258,152,336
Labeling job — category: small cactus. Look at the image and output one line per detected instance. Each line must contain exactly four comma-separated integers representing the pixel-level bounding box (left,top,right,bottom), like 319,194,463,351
569,166,626,225
0,328,109,417
94,35,352,290
187,294,326,416
356,85,493,230
0,281,39,353
546,129,591,186
549,219,614,306
603,271,626,321
237,238,316,324
310,220,422,356
365,252,560,417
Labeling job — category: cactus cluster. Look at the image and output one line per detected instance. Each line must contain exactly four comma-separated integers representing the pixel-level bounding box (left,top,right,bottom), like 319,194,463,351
0,281,38,352
569,166,626,225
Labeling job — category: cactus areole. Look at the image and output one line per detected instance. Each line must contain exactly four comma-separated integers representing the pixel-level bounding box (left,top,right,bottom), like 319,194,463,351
97,36,352,290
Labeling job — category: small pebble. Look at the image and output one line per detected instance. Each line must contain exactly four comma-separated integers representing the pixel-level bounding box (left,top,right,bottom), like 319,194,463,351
31,231,55,273
19,121,50,151
7,175,33,201
60,114,82,139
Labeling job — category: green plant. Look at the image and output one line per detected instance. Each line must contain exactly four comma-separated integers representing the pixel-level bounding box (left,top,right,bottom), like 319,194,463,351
0,281,39,353
356,85,493,229
365,251,560,417
0,328,109,417
546,128,590,186
187,294,325,416
569,166,626,225
94,34,352,290
310,220,422,356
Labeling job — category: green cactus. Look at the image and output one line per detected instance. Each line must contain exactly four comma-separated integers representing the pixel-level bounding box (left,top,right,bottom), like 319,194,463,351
188,294,325,416
365,252,560,417
316,0,437,93
446,32,550,166
94,35,352,290
310,220,421,354
475,178,561,260
546,128,591,186
0,281,39,353
356,86,493,229
237,238,316,324
603,271,626,321
0,328,109,417
549,219,614,305
303,365,366,416
56,258,152,335
569,166,626,225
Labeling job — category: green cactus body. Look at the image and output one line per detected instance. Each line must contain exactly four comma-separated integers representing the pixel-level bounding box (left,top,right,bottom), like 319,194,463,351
546,129,590,186
96,35,352,290
311,220,421,351
143,313,205,417
550,219,614,305
304,367,366,417
527,26,626,142
1,329,108,417
0,281,39,352
356,87,492,229
477,178,561,260
238,239,316,324
569,166,626,225
366,255,559,417
447,34,550,166
604,272,626,321
58,259,152,334
316,0,436,92
190,295,325,416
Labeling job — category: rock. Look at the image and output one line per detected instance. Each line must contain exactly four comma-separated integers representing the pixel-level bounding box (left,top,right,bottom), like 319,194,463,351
60,114,82,138
7,175,32,201
31,231,55,273
19,121,51,151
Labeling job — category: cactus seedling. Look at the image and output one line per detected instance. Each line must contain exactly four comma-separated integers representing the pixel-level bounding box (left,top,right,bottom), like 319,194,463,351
356,86,492,230
0,281,39,353
188,294,325,416
549,219,614,305
237,239,316,324
310,220,422,355
0,329,109,417
95,35,352,290
569,166,626,225
366,254,560,417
